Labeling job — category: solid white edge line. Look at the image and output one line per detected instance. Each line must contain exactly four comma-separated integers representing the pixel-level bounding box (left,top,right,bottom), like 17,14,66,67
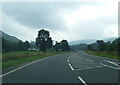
0,56,56,78
78,76,87,85
104,60,119,67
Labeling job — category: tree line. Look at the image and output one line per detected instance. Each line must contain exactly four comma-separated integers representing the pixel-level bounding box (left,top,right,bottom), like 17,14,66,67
35,29,70,52
87,38,120,53
2,37,30,52
2,29,70,52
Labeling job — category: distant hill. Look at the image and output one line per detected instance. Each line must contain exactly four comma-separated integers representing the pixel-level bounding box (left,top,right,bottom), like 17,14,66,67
69,37,116,45
69,39,96,45
0,30,20,42
70,44,88,51
29,41,36,48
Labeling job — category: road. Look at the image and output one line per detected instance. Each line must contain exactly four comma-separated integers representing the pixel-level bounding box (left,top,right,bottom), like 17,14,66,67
1,51,120,84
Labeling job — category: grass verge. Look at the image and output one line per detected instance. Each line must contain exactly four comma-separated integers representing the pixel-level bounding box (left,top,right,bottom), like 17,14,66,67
2,51,71,69
85,51,120,60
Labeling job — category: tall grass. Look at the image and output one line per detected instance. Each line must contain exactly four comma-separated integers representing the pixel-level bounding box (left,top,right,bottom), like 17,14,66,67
85,51,119,60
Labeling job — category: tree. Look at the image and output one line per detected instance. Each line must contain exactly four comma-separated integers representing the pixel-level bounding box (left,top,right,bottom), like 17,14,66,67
88,44,92,51
23,41,30,50
2,38,9,52
35,29,52,52
46,37,53,49
61,40,70,51
54,42,61,51
17,41,24,51
96,40,105,52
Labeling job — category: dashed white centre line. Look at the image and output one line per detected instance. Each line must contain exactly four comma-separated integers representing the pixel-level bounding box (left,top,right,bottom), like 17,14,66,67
68,63,74,71
67,59,69,63
78,76,87,85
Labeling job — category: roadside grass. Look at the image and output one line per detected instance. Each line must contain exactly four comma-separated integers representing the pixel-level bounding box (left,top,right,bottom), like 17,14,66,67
2,51,71,69
85,51,120,60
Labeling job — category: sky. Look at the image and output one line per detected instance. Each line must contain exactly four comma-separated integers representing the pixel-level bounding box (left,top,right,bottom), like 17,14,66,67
1,0,119,42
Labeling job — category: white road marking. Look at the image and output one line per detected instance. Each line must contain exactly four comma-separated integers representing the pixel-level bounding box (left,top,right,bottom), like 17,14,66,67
74,66,103,71
68,63,74,71
104,60,119,67
78,76,87,85
67,59,69,63
106,65,119,70
100,63,120,70
100,63,107,66
86,59,94,62
0,56,56,78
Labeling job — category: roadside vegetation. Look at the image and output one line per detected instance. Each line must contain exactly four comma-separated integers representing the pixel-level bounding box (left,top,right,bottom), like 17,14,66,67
2,29,71,69
85,51,119,60
2,51,71,69
86,38,120,60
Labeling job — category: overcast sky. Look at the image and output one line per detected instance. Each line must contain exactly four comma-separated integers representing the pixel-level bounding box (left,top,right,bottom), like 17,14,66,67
1,0,119,42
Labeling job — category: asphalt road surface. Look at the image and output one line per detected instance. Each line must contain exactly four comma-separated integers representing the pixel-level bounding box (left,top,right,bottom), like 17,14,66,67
1,51,120,84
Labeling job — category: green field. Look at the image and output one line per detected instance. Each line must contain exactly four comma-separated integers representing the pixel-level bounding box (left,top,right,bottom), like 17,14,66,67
2,51,71,69
85,51,119,60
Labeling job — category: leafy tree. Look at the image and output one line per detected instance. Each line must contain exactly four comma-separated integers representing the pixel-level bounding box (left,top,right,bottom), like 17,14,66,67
61,40,70,51
17,41,24,51
54,42,61,51
46,37,53,49
88,44,93,51
36,29,52,52
96,40,105,52
2,38,9,52
23,41,30,50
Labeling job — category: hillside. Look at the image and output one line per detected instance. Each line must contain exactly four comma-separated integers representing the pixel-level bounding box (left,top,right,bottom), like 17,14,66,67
69,38,116,45
0,30,20,42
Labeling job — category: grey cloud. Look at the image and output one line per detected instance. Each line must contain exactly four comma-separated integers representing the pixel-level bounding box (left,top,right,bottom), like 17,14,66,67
2,2,117,41
2,2,100,30
73,16,117,40
2,2,83,30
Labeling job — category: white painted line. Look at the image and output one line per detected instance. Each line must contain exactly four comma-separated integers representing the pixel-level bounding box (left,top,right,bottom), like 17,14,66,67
104,60,119,67
68,63,74,71
67,59,69,63
78,76,87,85
75,66,103,71
100,63,107,66
0,56,55,77
100,63,119,70
86,59,94,62
107,65,119,70
0,60,39,77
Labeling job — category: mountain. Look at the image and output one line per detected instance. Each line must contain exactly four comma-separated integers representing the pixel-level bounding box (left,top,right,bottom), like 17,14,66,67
69,39,96,45
69,37,117,45
103,37,117,42
70,44,88,51
0,30,21,42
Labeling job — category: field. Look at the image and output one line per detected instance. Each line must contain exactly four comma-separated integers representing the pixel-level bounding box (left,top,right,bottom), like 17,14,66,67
2,51,71,69
85,51,119,60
